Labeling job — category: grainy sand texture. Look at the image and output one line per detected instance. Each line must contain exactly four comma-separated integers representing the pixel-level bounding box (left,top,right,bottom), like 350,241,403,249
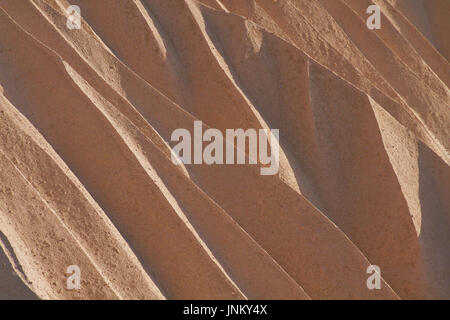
0,0,449,300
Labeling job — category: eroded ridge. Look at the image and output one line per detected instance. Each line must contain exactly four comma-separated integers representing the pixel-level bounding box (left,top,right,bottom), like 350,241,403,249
0,0,448,300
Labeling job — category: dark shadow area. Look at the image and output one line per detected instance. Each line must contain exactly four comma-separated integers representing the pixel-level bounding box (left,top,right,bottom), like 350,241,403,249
0,230,39,300
417,141,450,299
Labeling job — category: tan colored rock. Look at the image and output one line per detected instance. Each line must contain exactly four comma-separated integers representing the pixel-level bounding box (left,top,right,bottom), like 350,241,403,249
0,0,448,299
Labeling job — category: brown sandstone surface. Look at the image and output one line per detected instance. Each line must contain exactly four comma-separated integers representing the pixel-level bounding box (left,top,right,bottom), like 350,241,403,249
0,0,448,299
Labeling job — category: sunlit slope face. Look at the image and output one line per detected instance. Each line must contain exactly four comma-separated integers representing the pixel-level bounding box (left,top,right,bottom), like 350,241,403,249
0,0,448,300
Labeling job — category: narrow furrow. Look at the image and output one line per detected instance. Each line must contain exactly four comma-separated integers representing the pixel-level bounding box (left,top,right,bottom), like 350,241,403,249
0,0,447,300
0,149,121,299
0,94,165,299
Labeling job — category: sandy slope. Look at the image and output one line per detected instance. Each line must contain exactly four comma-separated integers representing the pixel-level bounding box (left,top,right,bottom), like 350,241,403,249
0,0,448,299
